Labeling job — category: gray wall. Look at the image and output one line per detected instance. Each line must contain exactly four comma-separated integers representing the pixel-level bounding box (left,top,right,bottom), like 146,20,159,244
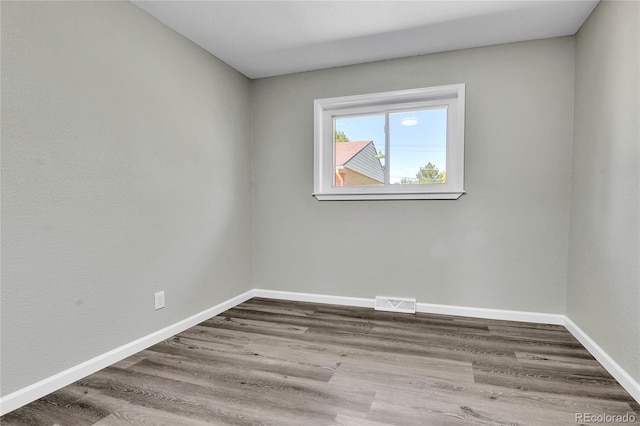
1,2,252,396
251,38,575,313
567,1,640,383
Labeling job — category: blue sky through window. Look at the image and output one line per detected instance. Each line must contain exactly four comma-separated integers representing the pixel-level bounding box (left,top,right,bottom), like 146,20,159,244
335,108,447,183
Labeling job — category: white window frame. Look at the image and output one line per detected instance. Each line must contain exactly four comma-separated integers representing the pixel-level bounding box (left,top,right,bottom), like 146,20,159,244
313,84,465,201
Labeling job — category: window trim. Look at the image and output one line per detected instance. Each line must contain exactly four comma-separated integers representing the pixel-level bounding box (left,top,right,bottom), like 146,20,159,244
313,84,465,201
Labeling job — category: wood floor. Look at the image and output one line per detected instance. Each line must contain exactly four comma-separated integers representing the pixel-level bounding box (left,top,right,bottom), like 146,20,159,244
3,298,638,425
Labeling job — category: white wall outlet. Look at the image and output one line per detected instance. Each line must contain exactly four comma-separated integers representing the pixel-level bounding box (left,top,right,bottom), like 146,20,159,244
154,291,165,310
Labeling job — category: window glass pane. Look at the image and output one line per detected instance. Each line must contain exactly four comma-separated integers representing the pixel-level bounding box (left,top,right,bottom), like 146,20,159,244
334,115,385,187
389,108,447,185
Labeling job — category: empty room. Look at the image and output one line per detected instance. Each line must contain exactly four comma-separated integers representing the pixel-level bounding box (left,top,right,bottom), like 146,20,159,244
1,0,639,424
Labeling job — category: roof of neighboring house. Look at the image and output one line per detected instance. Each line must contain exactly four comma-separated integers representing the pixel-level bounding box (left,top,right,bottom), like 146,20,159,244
335,141,372,166
335,140,384,183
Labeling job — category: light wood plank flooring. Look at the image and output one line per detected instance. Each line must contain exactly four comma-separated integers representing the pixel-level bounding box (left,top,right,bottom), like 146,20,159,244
2,298,639,425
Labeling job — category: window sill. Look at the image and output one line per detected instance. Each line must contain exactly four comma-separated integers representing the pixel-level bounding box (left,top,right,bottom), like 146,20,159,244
313,191,464,201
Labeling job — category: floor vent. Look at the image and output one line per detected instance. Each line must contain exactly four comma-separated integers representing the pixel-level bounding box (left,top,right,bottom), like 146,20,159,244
374,296,416,314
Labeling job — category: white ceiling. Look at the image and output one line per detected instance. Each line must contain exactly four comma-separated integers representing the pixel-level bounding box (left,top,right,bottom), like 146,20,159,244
132,1,598,79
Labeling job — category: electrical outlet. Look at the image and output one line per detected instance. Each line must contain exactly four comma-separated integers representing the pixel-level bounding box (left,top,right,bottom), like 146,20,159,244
154,291,165,310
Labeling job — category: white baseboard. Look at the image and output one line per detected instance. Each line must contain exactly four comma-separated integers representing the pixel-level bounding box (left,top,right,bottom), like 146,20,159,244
0,290,254,416
253,289,375,308
254,289,564,325
416,302,565,325
564,316,640,403
3,289,638,415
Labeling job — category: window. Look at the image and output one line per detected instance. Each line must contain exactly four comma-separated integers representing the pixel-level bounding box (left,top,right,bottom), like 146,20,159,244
313,84,465,200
